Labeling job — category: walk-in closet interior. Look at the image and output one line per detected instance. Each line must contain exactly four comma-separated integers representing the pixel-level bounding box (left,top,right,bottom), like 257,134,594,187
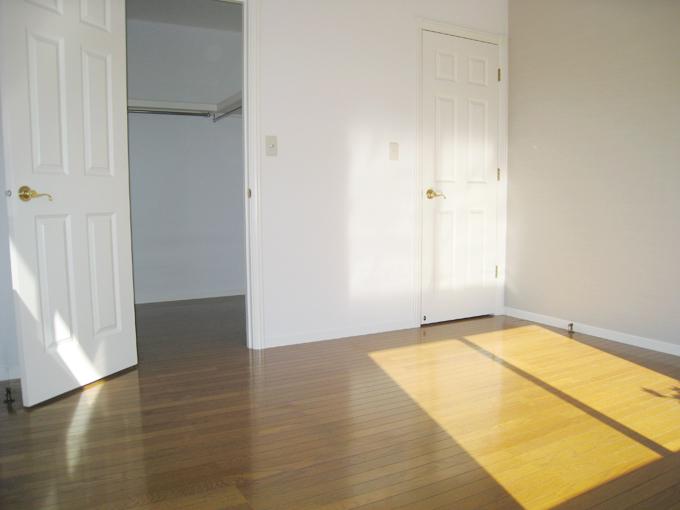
125,0,246,345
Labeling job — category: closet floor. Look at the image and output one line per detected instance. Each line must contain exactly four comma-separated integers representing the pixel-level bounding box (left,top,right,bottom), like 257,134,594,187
2,297,680,509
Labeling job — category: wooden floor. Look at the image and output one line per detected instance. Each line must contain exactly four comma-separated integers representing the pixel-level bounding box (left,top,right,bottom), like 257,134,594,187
1,297,680,509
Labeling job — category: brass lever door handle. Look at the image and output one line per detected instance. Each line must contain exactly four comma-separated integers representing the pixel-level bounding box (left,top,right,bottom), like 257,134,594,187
18,185,53,202
425,188,447,200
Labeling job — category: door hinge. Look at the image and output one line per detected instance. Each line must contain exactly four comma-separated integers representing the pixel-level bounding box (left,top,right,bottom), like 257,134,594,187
497,168,501,181
495,265,499,279
498,68,501,82
247,188,252,199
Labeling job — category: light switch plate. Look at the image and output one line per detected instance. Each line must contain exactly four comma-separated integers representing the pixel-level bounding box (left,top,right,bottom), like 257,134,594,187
265,135,278,156
389,142,399,161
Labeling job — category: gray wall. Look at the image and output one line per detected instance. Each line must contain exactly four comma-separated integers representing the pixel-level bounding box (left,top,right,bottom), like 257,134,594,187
507,0,680,345
127,20,245,303
126,19,242,104
128,114,245,303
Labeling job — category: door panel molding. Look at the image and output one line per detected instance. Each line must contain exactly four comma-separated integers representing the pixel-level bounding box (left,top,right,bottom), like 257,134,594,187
27,31,69,175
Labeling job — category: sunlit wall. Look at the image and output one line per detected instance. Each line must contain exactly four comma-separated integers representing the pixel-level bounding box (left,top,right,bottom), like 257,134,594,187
258,0,508,346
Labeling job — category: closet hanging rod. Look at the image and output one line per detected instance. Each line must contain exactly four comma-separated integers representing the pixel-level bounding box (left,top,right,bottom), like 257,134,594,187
127,107,213,118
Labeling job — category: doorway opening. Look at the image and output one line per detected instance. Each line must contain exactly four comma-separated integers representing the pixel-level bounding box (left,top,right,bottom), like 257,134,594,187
125,0,248,357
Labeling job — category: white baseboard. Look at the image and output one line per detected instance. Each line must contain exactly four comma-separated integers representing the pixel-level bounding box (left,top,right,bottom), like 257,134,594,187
505,307,680,358
0,364,20,382
265,319,419,349
135,288,246,305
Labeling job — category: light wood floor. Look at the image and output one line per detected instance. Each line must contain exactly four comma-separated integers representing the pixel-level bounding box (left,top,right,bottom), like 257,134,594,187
1,297,680,509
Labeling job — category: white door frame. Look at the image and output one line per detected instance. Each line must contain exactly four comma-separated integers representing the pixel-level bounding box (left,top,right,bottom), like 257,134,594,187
242,0,264,350
415,19,508,324
212,0,264,350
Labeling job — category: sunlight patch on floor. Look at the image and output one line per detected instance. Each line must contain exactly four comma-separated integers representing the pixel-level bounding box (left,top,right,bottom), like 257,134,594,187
65,384,102,475
468,325,680,452
368,325,679,509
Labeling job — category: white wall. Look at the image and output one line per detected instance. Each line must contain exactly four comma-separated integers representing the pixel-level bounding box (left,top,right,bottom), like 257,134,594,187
127,19,245,303
507,0,680,346
256,0,508,346
0,116,19,380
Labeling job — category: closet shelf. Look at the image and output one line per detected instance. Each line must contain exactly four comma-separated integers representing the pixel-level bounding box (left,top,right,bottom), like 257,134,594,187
128,92,242,122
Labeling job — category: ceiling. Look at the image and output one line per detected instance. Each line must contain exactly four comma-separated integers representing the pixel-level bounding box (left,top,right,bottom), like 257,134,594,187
126,0,242,32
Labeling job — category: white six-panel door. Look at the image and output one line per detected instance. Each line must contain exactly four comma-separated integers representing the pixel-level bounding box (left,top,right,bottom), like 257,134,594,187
421,30,499,325
0,0,137,406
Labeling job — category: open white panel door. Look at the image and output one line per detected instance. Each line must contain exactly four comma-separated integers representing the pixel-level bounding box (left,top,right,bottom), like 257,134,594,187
0,0,137,406
421,30,499,325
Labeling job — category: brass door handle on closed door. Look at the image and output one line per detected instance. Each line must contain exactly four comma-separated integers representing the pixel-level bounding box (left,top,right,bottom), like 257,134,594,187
425,188,447,200
18,186,53,202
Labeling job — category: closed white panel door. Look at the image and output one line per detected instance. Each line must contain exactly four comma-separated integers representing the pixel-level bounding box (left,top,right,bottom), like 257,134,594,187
421,30,499,325
0,0,137,406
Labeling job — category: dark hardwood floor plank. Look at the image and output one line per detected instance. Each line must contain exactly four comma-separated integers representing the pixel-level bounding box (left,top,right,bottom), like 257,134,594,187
2,297,680,509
